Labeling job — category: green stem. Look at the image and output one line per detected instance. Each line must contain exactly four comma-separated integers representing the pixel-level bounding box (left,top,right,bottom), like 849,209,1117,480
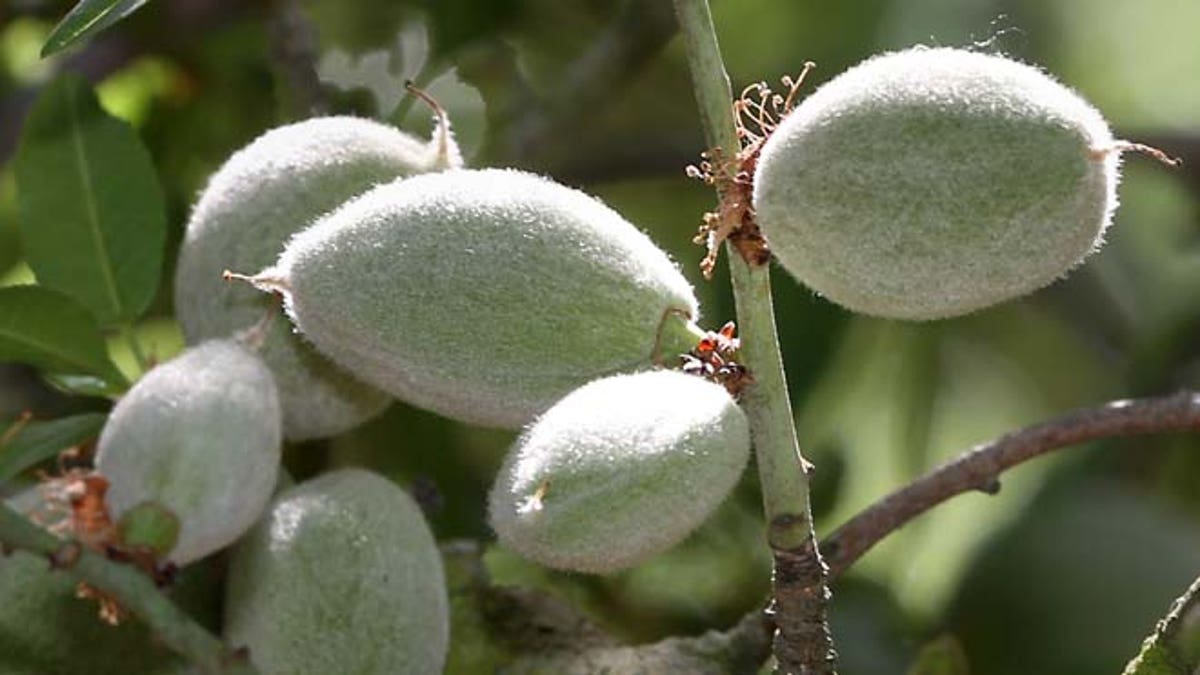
122,323,150,375
0,503,258,675
672,1,837,672
728,271,812,548
653,310,707,365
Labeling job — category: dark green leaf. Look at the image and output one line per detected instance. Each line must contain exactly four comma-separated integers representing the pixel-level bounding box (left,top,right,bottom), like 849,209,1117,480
1123,575,1200,675
41,0,151,57
0,285,126,385
0,412,107,482
907,635,970,675
14,74,165,326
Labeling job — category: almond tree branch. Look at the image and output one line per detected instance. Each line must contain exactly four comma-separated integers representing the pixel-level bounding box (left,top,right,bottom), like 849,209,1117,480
459,0,677,168
442,540,772,673
672,1,836,672
265,0,329,119
0,503,258,675
821,390,1200,578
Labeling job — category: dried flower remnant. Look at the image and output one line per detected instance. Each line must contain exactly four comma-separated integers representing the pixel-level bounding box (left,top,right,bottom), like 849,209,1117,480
686,63,816,278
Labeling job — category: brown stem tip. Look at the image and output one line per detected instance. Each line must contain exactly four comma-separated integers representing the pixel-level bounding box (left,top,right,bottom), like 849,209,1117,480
1091,140,1182,167
405,80,456,168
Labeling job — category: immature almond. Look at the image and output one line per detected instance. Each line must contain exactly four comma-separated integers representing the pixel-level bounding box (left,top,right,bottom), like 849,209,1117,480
95,340,281,566
488,370,750,573
176,115,460,440
224,469,448,675
753,46,1130,320
249,168,702,429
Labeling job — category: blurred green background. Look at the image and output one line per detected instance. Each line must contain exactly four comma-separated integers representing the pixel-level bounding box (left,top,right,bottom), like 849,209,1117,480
1,0,1198,673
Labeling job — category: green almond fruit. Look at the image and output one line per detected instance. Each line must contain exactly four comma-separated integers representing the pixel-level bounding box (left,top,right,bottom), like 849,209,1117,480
95,340,281,566
175,115,461,440
753,46,1121,320
488,370,750,573
250,168,703,429
224,468,448,675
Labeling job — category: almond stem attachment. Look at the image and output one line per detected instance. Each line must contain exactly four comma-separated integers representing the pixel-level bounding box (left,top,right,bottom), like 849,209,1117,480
405,80,457,169
222,269,291,294
1091,140,1182,167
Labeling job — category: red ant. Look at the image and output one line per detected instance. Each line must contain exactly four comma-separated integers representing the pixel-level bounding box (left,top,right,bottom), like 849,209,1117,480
680,321,752,397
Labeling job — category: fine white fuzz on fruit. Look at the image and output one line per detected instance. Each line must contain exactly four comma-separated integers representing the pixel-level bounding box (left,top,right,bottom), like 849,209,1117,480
175,115,462,440
224,469,448,675
488,370,750,573
254,168,701,429
95,340,281,566
753,46,1121,320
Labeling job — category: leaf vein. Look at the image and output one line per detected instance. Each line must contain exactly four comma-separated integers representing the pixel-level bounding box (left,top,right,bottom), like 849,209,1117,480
67,84,123,320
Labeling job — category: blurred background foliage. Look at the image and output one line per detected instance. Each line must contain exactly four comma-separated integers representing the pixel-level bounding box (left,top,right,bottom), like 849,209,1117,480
0,0,1197,673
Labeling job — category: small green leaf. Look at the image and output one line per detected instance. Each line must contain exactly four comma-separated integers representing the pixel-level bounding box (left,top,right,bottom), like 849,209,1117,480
14,73,165,326
1123,575,1200,675
0,285,126,385
907,635,970,675
41,0,151,57
0,412,107,482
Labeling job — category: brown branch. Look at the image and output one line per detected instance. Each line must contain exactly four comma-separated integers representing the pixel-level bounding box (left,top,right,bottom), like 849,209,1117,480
821,390,1200,578
766,536,837,673
264,0,329,118
458,0,676,168
1131,130,1200,191
441,540,772,673
506,610,771,675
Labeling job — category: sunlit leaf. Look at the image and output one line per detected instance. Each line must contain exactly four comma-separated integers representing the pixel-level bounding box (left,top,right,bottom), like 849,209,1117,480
41,0,150,57
0,412,107,482
14,73,165,326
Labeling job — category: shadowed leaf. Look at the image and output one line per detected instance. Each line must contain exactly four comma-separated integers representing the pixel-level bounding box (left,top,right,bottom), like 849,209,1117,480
0,285,126,386
0,412,107,482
